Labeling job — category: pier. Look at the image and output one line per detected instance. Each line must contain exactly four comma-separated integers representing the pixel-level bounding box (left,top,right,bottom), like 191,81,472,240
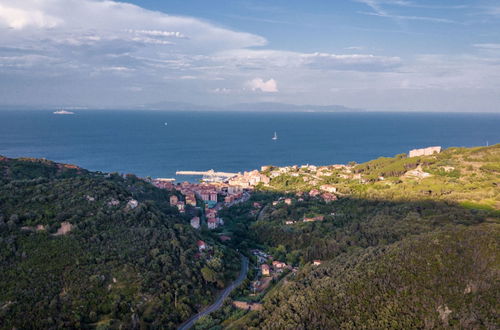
176,170,239,182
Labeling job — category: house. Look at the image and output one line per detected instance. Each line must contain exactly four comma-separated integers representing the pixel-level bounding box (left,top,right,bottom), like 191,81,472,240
190,217,200,229
285,220,295,225
253,202,261,208
272,261,287,269
272,201,279,206
219,235,231,242
207,217,217,229
313,260,322,266
206,209,217,219
320,184,337,193
284,198,292,205
197,240,206,251
200,191,210,201
127,199,139,209
304,215,324,222
176,201,185,212
209,191,218,202
169,195,179,206
321,193,338,202
309,189,321,197
261,264,271,276
185,193,197,206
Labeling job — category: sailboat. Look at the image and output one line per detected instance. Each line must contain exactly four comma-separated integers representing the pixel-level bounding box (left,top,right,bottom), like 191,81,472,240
272,131,278,140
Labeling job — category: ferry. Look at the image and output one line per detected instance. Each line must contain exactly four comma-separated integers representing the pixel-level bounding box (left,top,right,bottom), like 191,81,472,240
53,110,75,115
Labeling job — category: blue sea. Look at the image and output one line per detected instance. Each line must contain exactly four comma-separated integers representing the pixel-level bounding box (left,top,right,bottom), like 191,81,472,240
1,110,499,180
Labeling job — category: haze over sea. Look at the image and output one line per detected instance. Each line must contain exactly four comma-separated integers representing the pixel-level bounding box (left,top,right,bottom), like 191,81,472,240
1,110,499,181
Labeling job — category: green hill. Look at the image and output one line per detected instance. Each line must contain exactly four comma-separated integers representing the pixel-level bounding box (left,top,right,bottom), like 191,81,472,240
215,145,500,329
0,157,238,329
246,224,499,329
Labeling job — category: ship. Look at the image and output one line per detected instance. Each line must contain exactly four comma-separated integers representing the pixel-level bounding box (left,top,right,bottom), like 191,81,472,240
53,110,75,115
272,131,278,140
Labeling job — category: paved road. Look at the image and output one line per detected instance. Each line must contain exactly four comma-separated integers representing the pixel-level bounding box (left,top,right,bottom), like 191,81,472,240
178,256,249,330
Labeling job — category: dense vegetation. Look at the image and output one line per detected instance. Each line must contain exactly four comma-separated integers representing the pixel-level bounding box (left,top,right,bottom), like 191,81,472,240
244,224,499,329
2,145,499,329
0,157,239,329
207,145,500,329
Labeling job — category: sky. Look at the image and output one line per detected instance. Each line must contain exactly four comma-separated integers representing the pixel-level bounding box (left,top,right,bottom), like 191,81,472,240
0,0,499,111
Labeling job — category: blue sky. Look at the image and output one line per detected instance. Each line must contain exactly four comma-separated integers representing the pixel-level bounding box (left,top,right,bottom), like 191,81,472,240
0,0,499,111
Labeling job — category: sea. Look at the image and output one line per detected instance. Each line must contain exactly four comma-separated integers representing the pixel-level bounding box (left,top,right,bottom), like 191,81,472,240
1,110,499,181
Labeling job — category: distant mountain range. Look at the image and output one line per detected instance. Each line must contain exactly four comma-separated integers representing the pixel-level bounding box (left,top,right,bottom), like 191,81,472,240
145,101,365,112
0,102,365,112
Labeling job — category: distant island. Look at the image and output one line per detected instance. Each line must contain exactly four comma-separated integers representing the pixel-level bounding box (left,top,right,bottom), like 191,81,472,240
145,101,365,112
0,102,364,112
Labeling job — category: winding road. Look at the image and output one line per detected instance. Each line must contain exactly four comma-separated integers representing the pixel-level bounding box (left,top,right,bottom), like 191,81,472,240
178,256,249,330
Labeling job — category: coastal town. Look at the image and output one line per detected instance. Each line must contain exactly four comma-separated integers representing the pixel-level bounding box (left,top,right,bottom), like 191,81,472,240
147,145,444,316
149,145,441,233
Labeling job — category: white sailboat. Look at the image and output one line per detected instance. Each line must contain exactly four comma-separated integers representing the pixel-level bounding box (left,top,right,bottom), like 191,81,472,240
272,131,278,140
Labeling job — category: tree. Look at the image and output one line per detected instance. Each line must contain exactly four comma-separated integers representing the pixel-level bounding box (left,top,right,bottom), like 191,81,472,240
201,267,217,283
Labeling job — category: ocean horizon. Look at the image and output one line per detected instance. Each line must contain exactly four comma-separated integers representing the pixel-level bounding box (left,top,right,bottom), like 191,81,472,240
1,110,499,181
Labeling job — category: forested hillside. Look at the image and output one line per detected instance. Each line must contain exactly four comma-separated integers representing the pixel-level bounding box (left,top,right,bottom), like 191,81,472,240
244,224,499,329
0,157,238,329
217,145,500,329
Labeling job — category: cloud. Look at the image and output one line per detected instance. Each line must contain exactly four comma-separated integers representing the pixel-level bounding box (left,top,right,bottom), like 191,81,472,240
354,0,456,23
301,52,402,71
247,78,278,93
0,3,62,29
474,43,500,50
0,0,499,112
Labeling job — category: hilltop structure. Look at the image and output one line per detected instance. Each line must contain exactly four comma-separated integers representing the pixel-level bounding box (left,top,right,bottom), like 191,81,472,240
408,146,441,157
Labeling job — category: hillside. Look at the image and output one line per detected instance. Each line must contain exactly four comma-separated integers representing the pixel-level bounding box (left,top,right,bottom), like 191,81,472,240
206,145,500,329
0,157,239,329
244,224,499,329
262,144,500,209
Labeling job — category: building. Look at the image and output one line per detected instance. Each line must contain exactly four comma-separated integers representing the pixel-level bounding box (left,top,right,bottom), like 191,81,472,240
408,146,442,158
309,189,321,197
209,191,218,202
176,201,185,212
207,217,217,229
127,199,139,209
321,193,338,202
200,191,210,201
313,260,322,266
320,184,337,193
169,195,179,206
304,215,324,222
197,240,206,251
261,264,271,276
190,217,200,229
285,220,295,225
272,261,287,269
284,198,292,205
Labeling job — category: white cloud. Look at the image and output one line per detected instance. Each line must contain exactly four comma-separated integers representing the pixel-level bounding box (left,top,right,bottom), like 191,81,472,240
247,78,278,93
0,0,499,112
0,4,61,29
